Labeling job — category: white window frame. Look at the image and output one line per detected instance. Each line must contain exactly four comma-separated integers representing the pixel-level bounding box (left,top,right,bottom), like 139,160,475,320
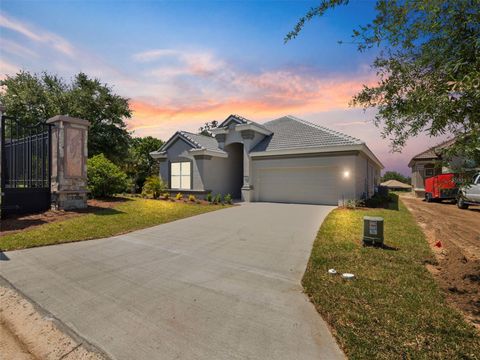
170,161,191,190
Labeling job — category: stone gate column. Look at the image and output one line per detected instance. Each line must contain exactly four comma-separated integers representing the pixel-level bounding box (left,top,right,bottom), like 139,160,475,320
47,115,90,210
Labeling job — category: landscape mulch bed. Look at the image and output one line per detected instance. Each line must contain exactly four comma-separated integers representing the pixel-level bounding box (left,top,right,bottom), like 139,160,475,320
0,198,127,236
0,197,226,237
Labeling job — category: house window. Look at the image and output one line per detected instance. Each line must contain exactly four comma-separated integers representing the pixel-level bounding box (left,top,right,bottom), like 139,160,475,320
424,164,435,178
171,162,191,190
425,168,434,177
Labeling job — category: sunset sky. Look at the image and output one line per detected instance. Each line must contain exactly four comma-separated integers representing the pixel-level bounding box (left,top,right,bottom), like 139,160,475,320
0,0,449,175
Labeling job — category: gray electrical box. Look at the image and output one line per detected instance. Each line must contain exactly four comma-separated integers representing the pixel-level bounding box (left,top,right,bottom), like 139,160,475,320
363,216,384,246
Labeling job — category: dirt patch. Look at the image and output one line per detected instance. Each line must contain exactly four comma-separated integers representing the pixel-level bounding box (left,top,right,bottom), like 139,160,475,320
0,198,129,236
400,194,480,328
0,284,108,360
0,320,35,360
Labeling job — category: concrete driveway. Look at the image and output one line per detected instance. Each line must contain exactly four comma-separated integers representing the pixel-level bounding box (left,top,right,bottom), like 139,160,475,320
0,203,343,360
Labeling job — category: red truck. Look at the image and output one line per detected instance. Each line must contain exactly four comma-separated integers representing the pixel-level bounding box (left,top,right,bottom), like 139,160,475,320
424,173,458,202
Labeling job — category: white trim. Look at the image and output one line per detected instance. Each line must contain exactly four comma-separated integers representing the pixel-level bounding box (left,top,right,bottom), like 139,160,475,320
149,151,167,159
211,128,228,135
159,132,198,152
189,148,228,158
219,114,248,127
250,144,384,169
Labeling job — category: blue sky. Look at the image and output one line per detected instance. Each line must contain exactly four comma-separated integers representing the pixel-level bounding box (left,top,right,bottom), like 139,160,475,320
0,0,445,175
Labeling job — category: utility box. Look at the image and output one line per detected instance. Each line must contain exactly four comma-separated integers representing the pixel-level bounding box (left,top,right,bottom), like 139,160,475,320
363,216,384,246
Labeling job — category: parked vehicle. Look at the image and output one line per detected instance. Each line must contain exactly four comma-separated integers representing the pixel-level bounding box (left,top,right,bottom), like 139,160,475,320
424,173,458,202
457,173,480,209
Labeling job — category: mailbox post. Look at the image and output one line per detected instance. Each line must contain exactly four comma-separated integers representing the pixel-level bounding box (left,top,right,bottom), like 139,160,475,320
363,216,384,246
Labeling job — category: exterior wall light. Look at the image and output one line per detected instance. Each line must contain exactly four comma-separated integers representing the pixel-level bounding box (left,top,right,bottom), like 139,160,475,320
343,170,350,179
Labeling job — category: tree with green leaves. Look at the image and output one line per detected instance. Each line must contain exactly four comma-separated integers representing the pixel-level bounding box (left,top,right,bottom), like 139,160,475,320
124,136,164,192
286,0,480,168
0,71,132,164
381,171,411,185
198,120,218,137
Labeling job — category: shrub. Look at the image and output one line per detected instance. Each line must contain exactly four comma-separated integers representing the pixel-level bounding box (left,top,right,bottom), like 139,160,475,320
214,194,222,204
188,194,196,202
175,192,183,200
344,199,364,209
365,193,390,208
224,193,233,204
141,176,166,199
163,192,170,199
206,193,213,202
87,154,128,198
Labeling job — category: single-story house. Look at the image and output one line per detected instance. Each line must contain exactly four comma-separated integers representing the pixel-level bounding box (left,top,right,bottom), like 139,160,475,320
408,139,455,197
380,179,412,191
150,115,384,205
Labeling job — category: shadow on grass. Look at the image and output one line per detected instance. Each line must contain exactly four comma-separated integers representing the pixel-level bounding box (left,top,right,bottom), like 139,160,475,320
363,193,400,211
0,196,129,233
90,207,125,216
364,243,400,251
0,218,48,233
379,244,400,251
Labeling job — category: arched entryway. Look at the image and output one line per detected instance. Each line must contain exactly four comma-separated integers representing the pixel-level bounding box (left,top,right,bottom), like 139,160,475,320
224,143,244,199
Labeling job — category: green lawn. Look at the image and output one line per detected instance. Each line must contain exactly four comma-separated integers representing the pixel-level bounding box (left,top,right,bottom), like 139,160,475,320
303,195,480,359
0,198,227,251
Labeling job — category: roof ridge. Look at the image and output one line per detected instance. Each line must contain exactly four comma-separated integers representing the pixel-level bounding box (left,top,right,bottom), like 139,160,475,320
180,130,213,139
231,114,251,124
179,131,203,149
412,137,455,159
284,115,364,144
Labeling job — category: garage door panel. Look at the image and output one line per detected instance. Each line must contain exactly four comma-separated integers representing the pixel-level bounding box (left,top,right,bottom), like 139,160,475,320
255,166,339,205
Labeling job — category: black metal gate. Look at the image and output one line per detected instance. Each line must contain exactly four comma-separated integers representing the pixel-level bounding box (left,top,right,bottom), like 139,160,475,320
1,115,51,219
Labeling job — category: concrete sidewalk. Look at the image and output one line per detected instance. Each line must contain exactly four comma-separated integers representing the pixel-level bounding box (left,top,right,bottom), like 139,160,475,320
0,203,343,360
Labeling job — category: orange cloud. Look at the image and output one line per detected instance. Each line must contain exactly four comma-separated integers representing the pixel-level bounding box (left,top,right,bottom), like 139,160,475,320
128,72,377,138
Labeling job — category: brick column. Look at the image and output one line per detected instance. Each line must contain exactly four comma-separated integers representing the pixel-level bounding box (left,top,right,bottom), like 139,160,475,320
47,115,90,210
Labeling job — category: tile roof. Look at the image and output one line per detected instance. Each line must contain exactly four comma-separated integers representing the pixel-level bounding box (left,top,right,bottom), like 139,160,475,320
252,115,363,152
219,114,271,132
178,131,224,152
410,138,456,161
219,114,250,126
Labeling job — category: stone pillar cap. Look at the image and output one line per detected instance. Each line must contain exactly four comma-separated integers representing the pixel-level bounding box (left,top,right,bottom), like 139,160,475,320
47,115,90,127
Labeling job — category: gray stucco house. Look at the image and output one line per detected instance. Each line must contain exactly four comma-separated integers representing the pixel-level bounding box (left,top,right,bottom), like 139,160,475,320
150,115,383,205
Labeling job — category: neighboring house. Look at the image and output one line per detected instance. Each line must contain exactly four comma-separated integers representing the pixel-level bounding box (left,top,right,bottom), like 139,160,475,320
408,139,456,197
150,115,384,205
380,179,412,191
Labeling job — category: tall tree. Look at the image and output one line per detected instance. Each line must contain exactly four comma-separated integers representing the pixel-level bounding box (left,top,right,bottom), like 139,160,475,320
198,120,218,137
286,0,480,166
0,71,132,164
124,136,164,192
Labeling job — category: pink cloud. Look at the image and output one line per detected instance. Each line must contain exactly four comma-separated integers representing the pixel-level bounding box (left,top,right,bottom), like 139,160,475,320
127,67,377,135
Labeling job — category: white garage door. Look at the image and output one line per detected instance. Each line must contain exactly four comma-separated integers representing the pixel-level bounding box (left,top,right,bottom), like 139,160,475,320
255,166,340,205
